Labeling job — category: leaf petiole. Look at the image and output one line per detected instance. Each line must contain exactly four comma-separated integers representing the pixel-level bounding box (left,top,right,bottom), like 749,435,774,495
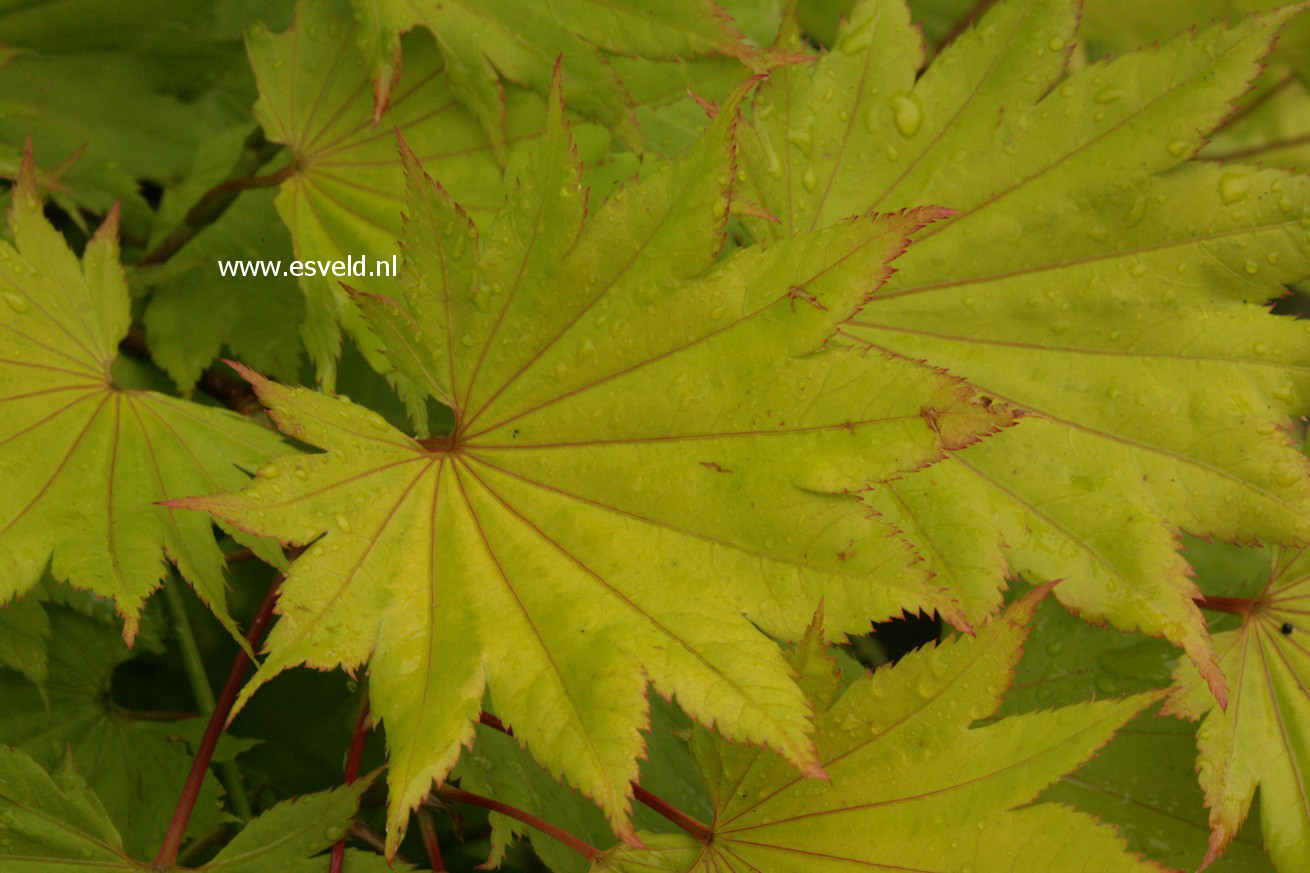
153,575,283,869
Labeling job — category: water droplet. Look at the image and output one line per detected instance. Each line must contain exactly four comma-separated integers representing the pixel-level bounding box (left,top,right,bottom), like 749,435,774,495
802,167,817,191
1274,462,1301,487
1094,86,1123,105
1166,140,1190,157
258,465,281,479
1219,173,1249,204
1048,36,1066,51
786,127,813,157
891,94,923,138
1267,252,1280,265
335,513,353,533
1253,341,1268,355
2,292,27,313
1245,259,1259,275
1129,263,1147,277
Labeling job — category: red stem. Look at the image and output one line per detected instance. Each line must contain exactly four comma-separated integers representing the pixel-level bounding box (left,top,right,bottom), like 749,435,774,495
631,785,712,846
1195,595,1255,616
417,807,446,871
476,711,712,845
435,787,602,862
329,698,373,873
153,576,283,868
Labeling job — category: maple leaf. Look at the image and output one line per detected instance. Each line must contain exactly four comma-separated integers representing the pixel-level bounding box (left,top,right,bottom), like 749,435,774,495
0,0,269,239
0,746,395,872
141,161,305,391
244,1,544,393
0,599,236,858
0,150,285,642
453,694,711,872
996,562,1274,873
246,1,722,399
170,69,1011,852
737,0,1310,703
1168,545,1310,872
348,0,751,155
592,588,1165,872
0,587,48,688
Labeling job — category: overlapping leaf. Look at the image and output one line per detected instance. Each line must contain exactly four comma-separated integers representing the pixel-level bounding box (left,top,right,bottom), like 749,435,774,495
0,152,285,640
0,746,392,872
452,695,711,873
594,589,1164,872
738,0,1310,702
0,600,230,858
173,71,1011,852
348,0,751,155
247,1,729,393
1170,546,1310,872
0,0,288,239
997,565,1275,873
140,128,306,391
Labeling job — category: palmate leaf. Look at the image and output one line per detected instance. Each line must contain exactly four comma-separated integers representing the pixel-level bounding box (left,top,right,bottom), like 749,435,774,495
452,694,712,873
594,589,1164,873
738,0,1310,702
0,601,231,858
0,152,284,640
140,125,306,392
1169,546,1310,872
0,0,288,240
171,71,1011,852
246,1,721,395
347,0,750,156
0,745,393,873
996,567,1275,873
245,0,545,390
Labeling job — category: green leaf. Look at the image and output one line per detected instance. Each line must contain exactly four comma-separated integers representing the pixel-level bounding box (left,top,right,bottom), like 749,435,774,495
0,0,287,240
996,583,1274,873
0,745,136,871
0,588,49,688
245,0,548,395
348,0,750,156
0,153,285,641
0,744,389,872
1169,546,1310,871
594,589,1163,872
452,694,710,873
140,124,305,391
173,71,1010,853
0,603,227,858
202,777,394,873
739,0,1310,703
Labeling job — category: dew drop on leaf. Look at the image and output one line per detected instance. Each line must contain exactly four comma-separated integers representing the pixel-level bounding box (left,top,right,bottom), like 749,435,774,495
1219,173,1249,204
1,292,27,314
891,94,922,138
